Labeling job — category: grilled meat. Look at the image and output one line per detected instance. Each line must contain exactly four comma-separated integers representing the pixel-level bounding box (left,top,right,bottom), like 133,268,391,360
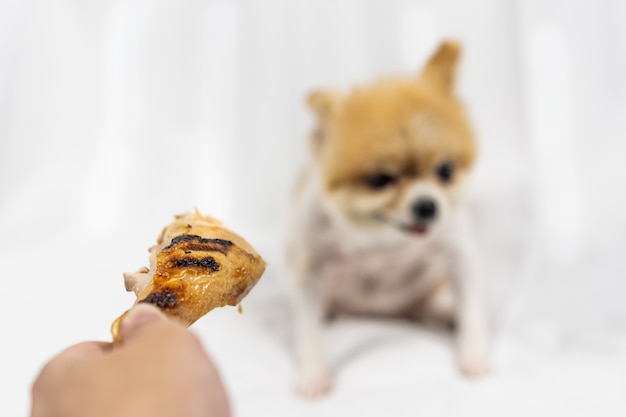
111,210,266,344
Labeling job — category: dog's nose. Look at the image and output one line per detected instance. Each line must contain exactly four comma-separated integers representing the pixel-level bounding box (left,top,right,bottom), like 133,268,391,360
412,199,437,221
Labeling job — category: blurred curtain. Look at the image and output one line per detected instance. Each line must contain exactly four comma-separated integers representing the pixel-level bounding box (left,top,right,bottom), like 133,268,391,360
1,0,625,340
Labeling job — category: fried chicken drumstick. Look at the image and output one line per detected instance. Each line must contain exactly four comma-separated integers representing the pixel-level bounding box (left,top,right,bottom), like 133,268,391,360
111,210,266,344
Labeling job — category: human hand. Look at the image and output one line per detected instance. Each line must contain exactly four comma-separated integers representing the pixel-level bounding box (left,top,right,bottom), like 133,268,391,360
31,304,231,417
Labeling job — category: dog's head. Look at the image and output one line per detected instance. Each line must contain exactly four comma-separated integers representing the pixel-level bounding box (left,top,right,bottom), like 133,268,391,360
308,41,476,242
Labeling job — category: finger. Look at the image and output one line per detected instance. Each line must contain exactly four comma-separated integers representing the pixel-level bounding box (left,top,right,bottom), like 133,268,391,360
60,341,112,357
34,341,109,383
31,342,104,413
34,341,111,386
119,303,168,342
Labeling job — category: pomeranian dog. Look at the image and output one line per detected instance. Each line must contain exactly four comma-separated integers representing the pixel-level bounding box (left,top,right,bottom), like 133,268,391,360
287,41,489,397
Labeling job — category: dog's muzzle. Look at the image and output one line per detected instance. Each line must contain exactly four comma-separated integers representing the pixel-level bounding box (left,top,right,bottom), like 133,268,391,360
372,212,431,236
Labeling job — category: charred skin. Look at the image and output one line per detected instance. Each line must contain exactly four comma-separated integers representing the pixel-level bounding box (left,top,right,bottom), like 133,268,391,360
111,211,266,344
139,235,261,323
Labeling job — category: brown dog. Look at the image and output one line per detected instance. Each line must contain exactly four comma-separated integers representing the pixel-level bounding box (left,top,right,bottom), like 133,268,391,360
287,41,489,397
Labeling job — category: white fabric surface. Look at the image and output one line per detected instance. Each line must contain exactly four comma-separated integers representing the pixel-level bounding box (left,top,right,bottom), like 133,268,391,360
1,1,625,415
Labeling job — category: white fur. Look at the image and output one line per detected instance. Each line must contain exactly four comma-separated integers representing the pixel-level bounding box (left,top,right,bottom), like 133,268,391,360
287,162,489,397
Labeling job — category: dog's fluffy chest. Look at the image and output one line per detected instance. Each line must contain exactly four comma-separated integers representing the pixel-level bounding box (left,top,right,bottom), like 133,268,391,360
318,238,447,315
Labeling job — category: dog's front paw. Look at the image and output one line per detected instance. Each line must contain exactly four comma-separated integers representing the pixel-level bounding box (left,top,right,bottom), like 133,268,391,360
296,367,332,399
458,350,490,378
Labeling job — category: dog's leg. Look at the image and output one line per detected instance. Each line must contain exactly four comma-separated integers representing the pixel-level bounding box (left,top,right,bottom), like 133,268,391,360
451,235,490,377
291,277,332,398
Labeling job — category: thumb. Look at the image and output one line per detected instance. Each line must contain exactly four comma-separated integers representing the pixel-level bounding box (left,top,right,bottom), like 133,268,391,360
120,303,168,342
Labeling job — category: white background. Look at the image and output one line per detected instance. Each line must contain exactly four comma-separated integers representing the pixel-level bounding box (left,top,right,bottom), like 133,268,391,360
1,0,625,415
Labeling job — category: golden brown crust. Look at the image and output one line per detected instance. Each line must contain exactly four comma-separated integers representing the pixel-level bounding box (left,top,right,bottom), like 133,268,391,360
111,210,266,344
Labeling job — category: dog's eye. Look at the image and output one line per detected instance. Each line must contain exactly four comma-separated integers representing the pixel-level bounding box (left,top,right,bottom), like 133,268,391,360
365,173,397,190
436,162,454,183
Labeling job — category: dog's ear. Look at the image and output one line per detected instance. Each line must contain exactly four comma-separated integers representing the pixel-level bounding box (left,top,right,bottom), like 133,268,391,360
307,90,342,120
307,90,341,152
419,40,461,93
